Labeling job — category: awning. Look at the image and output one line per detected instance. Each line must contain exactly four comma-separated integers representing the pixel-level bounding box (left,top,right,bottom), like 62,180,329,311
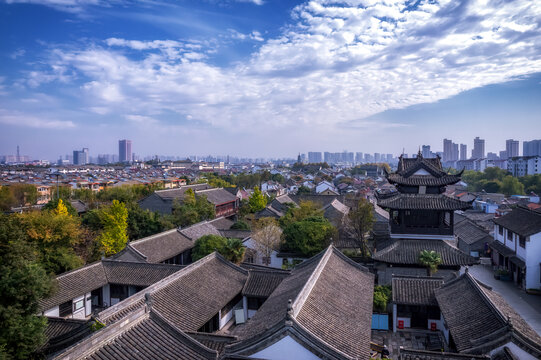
509,256,526,269
489,241,515,257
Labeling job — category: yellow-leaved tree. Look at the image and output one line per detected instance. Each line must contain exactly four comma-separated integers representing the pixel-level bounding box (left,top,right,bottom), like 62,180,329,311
98,200,128,256
54,198,69,216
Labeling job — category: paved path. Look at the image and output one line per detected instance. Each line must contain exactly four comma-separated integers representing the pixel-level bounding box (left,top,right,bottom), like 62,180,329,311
467,264,541,336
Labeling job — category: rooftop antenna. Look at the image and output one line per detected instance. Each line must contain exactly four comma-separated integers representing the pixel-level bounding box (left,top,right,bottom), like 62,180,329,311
16,145,20,162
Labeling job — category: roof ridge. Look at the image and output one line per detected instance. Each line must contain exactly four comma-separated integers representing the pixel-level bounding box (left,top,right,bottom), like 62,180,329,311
149,310,219,358
291,246,333,318
129,228,180,245
464,272,508,325
55,261,103,280
101,259,184,269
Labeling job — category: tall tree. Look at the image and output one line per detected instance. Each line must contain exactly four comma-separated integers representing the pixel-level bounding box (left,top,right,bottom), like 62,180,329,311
282,216,336,257
248,186,267,213
500,175,525,196
43,198,78,216
251,217,283,265
10,184,38,207
98,200,128,256
220,238,246,264
20,209,83,274
279,200,322,228
0,186,16,211
418,250,442,276
192,234,228,261
346,198,374,257
0,214,54,359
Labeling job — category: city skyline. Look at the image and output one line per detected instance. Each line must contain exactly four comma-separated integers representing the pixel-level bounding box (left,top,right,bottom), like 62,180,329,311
1,1,541,159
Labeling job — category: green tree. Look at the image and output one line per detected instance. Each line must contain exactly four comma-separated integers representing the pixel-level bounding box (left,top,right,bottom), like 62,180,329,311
230,220,250,230
98,200,128,256
347,198,374,257
500,175,525,196
373,285,391,312
248,186,267,213
0,186,16,211
0,214,54,359
418,250,442,276
10,184,38,207
192,234,228,261
126,204,171,240
220,238,246,264
171,189,215,227
20,210,84,274
279,200,322,229
296,185,311,195
282,216,336,257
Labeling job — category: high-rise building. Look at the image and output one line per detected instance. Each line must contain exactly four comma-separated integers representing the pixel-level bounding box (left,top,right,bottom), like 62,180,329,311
355,152,363,164
443,139,458,162
421,145,431,158
523,139,541,157
460,144,467,160
505,139,519,158
374,153,381,162
308,152,322,163
73,148,89,165
472,137,485,159
119,139,132,163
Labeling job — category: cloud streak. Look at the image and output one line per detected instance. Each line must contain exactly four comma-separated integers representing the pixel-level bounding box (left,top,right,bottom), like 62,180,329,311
6,0,541,137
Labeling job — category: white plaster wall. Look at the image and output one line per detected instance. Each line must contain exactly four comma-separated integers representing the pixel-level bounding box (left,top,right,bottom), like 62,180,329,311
249,335,320,360
219,299,242,329
44,306,59,317
516,236,527,260
243,237,283,269
72,295,85,319
396,317,411,329
102,284,110,307
505,229,515,251
490,341,538,360
526,232,541,289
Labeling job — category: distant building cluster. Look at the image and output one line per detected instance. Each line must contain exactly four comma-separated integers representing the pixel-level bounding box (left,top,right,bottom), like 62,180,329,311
302,151,394,165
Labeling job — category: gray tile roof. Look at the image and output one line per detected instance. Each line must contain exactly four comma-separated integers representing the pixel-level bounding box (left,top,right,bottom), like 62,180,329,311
180,221,222,241
42,317,92,355
154,184,212,200
233,247,374,359
39,262,108,311
57,310,218,360
489,240,515,257
494,205,541,237
101,260,183,286
197,188,237,205
98,253,248,332
397,155,444,177
391,275,444,306
130,228,193,263
40,260,184,311
399,348,490,360
219,229,252,239
377,193,472,210
454,219,493,245
242,269,289,298
208,216,235,230
373,239,477,266
435,271,541,355
388,174,462,187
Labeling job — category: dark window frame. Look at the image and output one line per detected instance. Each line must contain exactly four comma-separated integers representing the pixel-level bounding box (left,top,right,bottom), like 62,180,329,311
498,225,503,236
507,230,513,241
519,236,526,248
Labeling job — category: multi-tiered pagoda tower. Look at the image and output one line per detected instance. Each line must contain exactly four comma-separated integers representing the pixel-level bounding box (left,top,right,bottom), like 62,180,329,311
374,152,476,283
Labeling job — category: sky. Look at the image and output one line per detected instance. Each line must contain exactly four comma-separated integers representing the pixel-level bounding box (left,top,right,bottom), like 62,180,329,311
1,0,540,161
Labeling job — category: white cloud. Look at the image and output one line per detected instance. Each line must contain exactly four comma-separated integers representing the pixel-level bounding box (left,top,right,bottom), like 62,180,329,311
4,0,103,13
16,0,541,133
0,109,76,129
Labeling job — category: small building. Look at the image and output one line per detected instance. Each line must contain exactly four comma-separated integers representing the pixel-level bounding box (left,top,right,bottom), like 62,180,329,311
490,205,541,290
454,218,493,257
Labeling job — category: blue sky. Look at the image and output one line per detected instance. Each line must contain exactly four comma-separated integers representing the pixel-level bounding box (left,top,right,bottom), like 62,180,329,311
1,0,540,161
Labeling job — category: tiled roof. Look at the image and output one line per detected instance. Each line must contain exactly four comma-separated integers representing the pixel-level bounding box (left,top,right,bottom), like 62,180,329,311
42,317,92,355
489,240,515,257
154,184,212,200
102,260,183,286
185,332,237,355
388,174,462,187
180,221,222,241
435,272,541,355
219,229,251,239
397,155,444,177
494,205,541,237
377,193,472,210
399,348,490,360
130,228,193,263
242,269,289,298
208,217,235,230
40,260,184,311
373,239,477,266
39,262,108,311
57,310,218,360
391,275,444,306
197,188,237,205
233,247,374,360
98,253,248,331
454,219,493,245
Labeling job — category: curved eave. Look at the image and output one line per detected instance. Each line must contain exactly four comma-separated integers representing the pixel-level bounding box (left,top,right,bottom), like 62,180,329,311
377,194,472,211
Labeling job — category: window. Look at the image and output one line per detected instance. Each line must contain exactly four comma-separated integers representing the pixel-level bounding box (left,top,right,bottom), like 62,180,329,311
59,300,72,317
507,230,513,241
73,299,84,312
519,236,526,248
498,225,503,236
247,297,265,310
